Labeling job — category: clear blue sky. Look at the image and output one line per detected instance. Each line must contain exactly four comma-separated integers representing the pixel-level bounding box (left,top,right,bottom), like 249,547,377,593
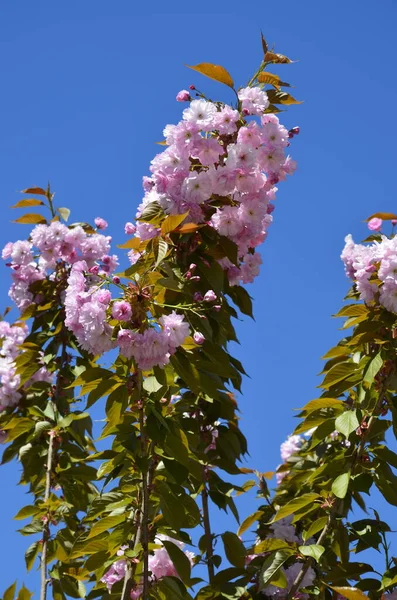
1,0,397,592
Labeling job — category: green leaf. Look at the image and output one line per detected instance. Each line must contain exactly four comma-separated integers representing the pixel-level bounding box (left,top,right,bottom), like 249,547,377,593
86,513,126,539
143,375,163,394
335,411,359,438
155,238,169,267
162,540,192,584
254,538,296,554
3,582,17,600
14,505,41,520
321,362,358,389
303,517,328,542
258,550,292,591
332,471,351,499
17,586,33,600
363,353,383,387
237,510,262,537
25,540,40,571
271,493,321,523
328,586,369,600
300,398,344,414
186,63,234,88
298,544,325,562
221,532,246,568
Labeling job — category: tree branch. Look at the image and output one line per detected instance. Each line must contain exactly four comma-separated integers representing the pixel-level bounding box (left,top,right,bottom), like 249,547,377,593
201,467,215,584
40,427,55,600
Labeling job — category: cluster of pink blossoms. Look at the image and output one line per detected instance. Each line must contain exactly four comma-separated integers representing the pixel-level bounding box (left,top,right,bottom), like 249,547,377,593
247,516,315,598
341,233,397,313
65,260,190,366
2,220,116,312
276,434,304,484
0,321,51,411
101,536,194,598
129,88,296,285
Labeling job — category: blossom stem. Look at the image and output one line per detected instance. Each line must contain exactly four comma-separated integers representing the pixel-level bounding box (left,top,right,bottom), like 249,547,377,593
40,426,55,600
201,467,215,583
247,60,266,88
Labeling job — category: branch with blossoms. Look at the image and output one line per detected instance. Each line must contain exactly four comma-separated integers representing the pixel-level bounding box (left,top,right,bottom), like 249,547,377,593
0,34,300,600
236,214,397,600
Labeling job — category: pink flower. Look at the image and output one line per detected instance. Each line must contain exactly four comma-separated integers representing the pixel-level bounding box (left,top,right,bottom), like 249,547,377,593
95,217,108,230
183,99,217,131
238,86,269,115
176,90,191,102
160,311,190,348
112,301,132,321
125,222,136,235
368,217,383,231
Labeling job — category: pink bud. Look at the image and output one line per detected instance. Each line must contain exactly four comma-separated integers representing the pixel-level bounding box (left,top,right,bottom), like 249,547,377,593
392,220,397,227
176,90,191,102
112,276,121,284
189,85,195,90
194,332,205,345
193,292,203,302
189,263,197,272
95,217,108,230
367,217,383,232
190,275,201,282
88,265,99,275
266,203,275,214
204,290,217,302
213,305,221,312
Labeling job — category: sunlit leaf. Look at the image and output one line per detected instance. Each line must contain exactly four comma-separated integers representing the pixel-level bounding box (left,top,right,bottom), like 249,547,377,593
257,72,290,88
161,212,189,235
264,51,293,64
328,586,369,600
298,544,325,562
366,212,397,221
21,187,47,196
335,411,359,438
58,207,71,222
186,62,234,88
11,199,45,208
13,213,46,225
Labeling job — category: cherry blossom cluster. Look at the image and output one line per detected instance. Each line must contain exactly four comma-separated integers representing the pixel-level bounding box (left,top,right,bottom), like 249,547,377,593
65,260,190,366
276,434,304,484
129,88,296,285
248,516,315,598
341,233,397,313
0,321,51,411
101,536,194,598
265,518,315,598
2,220,116,312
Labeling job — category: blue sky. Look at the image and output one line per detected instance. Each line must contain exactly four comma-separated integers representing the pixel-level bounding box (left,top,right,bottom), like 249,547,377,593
1,0,397,593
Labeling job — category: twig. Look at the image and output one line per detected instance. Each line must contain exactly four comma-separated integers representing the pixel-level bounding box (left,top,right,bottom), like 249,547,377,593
40,428,55,600
201,467,215,583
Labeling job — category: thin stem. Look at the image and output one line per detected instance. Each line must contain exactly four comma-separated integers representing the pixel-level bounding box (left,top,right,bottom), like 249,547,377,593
40,428,55,600
46,184,56,219
201,468,215,584
247,59,266,88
